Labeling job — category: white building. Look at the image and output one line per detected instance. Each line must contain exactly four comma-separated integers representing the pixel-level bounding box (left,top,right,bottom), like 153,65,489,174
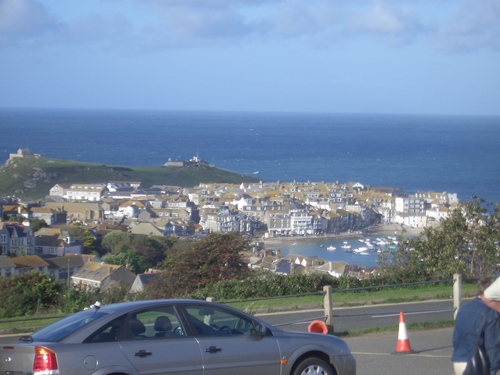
426,206,450,222
49,183,107,202
393,213,428,228
290,210,314,235
395,197,426,214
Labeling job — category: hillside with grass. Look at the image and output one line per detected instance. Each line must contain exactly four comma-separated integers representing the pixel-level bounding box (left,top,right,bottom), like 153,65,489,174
0,154,260,201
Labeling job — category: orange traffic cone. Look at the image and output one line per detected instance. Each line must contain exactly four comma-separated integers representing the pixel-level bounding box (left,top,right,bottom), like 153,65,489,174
308,320,329,334
394,312,414,354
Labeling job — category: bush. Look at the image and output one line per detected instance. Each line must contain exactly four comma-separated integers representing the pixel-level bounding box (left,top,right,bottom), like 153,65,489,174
190,271,352,301
0,272,63,318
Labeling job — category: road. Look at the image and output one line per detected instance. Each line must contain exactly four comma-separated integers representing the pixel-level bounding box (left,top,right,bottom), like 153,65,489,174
256,299,456,332
255,300,457,374
344,327,455,375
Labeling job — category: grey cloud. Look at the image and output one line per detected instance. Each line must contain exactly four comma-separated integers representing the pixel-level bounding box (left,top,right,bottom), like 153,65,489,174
141,0,334,41
436,0,500,53
151,1,343,46
0,0,429,51
57,13,135,46
157,6,254,39
271,3,328,38
259,2,346,49
149,1,429,48
0,0,137,51
0,0,60,46
3,0,498,54
141,0,279,8
346,2,429,47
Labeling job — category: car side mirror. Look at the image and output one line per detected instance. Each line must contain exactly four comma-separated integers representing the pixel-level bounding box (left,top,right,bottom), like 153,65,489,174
253,322,267,337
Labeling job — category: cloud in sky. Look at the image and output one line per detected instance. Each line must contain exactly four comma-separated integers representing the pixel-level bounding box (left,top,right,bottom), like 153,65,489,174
0,0,59,46
346,2,430,47
435,0,500,53
2,0,499,53
0,0,499,115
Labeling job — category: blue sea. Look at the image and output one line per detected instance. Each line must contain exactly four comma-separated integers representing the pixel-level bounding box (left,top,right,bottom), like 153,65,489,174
1,108,499,203
2,108,499,267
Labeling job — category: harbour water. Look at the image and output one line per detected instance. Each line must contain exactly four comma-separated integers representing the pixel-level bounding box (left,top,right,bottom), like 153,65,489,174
269,231,405,269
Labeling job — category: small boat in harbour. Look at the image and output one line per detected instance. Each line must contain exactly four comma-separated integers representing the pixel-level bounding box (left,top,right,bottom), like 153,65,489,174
353,247,368,253
327,246,336,251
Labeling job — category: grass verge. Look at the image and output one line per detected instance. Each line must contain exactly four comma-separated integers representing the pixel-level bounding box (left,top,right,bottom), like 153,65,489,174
0,284,475,336
225,283,477,314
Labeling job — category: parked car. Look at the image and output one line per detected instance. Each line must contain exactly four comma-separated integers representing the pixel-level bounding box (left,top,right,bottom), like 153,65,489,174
0,299,356,375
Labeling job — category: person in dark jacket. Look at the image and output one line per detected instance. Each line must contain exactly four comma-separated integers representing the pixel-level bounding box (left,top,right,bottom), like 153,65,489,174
452,277,500,375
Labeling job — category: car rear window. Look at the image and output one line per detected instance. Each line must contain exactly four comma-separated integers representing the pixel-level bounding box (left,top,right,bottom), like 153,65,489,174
31,310,108,342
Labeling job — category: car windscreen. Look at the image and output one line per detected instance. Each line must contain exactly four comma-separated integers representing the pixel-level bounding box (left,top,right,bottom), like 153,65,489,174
30,309,109,342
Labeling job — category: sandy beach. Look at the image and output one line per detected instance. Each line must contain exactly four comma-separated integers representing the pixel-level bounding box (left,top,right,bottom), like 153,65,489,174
261,223,423,249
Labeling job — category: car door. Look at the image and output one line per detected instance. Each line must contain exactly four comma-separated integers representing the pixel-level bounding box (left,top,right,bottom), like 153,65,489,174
183,304,281,375
117,305,203,375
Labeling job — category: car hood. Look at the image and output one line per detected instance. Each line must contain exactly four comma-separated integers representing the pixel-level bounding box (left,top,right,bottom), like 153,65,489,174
272,329,352,355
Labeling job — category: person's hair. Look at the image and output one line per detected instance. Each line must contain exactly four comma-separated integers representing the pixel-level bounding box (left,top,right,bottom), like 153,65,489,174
477,277,496,296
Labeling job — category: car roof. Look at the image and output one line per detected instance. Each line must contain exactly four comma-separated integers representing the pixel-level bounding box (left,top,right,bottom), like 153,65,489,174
94,298,224,313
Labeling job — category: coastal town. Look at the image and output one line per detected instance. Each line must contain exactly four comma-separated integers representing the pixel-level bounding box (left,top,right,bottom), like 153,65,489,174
0,151,460,291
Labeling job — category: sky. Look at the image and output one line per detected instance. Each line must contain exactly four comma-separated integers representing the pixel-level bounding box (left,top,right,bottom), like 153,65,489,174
1,0,499,116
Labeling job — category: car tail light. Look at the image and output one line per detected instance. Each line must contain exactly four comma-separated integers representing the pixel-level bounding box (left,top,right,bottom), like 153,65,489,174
33,346,58,373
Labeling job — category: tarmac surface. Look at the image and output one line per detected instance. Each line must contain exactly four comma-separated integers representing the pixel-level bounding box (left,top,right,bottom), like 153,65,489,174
344,327,454,375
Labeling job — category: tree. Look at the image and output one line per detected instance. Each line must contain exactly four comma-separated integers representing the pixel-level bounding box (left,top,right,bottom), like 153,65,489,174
102,249,151,274
100,233,172,269
64,223,96,251
147,232,250,298
0,272,63,318
379,198,500,280
130,244,165,266
130,234,171,264
101,232,132,254
29,218,48,232
6,215,24,223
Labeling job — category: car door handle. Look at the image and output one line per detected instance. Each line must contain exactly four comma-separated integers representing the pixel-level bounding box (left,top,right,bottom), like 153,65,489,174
205,346,222,353
134,350,152,357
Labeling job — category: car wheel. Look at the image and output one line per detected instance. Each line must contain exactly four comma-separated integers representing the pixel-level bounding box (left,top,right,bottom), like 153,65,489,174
293,357,333,375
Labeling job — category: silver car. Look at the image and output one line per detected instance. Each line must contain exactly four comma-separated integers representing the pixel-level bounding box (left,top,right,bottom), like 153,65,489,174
0,299,356,375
